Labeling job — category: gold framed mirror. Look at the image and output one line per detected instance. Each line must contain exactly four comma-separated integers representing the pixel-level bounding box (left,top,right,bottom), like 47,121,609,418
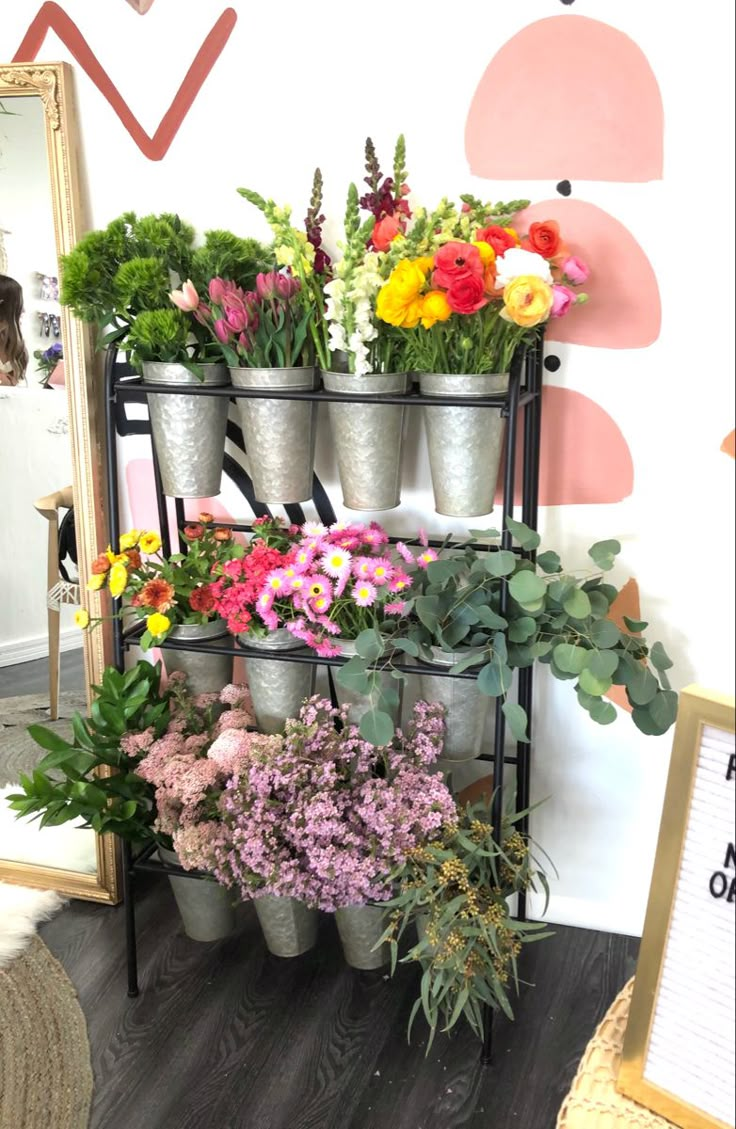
0,62,118,902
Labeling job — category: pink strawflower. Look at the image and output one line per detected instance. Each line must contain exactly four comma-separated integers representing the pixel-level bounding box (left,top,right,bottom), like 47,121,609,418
390,571,412,593
362,522,389,547
418,527,429,547
367,556,393,585
265,568,292,595
396,541,415,564
353,556,375,578
417,549,439,569
315,638,342,658
310,592,333,614
385,600,407,616
352,581,377,607
321,547,352,577
293,547,315,572
302,521,327,537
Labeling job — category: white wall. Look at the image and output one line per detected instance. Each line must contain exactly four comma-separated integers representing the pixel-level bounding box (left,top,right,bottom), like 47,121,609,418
2,0,734,934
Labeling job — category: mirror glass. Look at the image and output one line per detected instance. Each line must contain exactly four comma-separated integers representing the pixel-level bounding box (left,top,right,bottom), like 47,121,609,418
0,92,96,875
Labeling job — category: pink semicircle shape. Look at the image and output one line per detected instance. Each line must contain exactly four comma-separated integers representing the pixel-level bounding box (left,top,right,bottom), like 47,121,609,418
721,430,735,459
466,15,663,182
496,387,634,507
515,199,661,349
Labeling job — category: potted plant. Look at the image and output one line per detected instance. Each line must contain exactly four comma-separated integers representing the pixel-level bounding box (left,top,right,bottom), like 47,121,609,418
209,516,314,733
381,797,553,1047
321,137,413,511
7,660,171,842
82,517,241,695
135,676,263,942
211,696,455,969
245,519,414,732
34,341,63,388
375,199,589,517
339,519,679,752
61,212,270,498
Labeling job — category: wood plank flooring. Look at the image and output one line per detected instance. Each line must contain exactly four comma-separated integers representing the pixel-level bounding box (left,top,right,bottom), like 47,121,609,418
0,649,85,699
40,875,639,1129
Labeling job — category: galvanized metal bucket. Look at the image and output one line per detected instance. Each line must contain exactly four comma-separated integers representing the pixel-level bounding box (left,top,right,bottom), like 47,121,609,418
159,847,235,942
144,362,230,499
334,640,402,728
419,646,489,762
230,366,317,503
164,619,233,697
240,629,314,734
419,372,509,518
322,370,410,511
335,904,390,970
254,895,319,958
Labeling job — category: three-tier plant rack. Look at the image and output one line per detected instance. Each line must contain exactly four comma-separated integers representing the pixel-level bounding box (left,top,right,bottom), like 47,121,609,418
103,335,545,1064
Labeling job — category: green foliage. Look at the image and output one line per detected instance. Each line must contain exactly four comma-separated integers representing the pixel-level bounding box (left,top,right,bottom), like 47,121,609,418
341,518,678,746
6,662,172,842
381,798,553,1046
113,257,171,313
126,309,190,368
190,230,272,293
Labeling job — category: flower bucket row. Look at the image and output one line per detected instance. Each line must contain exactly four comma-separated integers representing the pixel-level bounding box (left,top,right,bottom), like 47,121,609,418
80,516,678,755
9,665,550,1044
60,138,590,519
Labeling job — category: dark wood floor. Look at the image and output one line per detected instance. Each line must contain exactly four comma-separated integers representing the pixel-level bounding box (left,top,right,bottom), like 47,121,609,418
0,649,85,698
40,874,638,1129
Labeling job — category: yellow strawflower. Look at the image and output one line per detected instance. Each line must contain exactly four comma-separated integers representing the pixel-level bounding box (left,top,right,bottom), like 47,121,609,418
146,612,171,637
108,562,129,598
139,531,162,555
74,608,90,629
87,573,106,592
119,530,141,551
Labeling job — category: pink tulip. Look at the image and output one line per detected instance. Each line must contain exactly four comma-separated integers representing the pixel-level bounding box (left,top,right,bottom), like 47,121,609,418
226,306,247,333
550,284,576,318
169,279,199,312
208,278,227,305
213,318,231,344
275,272,300,299
562,256,590,285
256,272,282,301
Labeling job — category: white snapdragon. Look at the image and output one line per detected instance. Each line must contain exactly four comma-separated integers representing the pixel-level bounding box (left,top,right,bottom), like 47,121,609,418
495,247,553,288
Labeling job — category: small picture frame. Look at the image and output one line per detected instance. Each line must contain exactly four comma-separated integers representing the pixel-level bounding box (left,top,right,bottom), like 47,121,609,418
618,685,735,1129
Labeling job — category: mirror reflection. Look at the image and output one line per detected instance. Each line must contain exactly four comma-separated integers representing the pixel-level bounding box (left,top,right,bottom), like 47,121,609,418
0,92,95,875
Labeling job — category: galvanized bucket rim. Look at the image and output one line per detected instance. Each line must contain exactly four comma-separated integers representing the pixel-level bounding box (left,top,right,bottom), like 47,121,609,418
321,369,410,393
167,618,228,641
418,371,509,399
143,361,230,387
239,627,307,652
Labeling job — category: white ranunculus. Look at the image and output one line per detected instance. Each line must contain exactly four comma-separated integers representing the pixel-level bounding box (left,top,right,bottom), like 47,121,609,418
495,247,553,288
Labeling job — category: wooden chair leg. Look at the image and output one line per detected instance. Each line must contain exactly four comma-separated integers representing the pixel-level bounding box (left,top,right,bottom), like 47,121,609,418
48,606,60,720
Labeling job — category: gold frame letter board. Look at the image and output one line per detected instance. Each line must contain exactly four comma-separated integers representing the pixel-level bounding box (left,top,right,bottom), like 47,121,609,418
619,685,735,1129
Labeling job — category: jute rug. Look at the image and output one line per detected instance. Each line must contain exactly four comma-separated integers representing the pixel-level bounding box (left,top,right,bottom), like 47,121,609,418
0,692,86,788
0,935,93,1129
557,979,676,1128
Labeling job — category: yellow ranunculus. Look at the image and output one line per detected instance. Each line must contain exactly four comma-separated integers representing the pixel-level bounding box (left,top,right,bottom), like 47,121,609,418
376,260,429,328
119,530,141,551
402,298,425,329
146,612,171,638
74,608,90,629
388,259,427,301
504,226,521,246
471,241,496,266
87,572,106,591
139,531,162,555
108,561,129,598
415,256,435,274
420,289,453,329
501,276,554,328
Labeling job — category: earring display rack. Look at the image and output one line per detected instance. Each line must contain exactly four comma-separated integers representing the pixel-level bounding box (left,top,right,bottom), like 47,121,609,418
103,335,544,1065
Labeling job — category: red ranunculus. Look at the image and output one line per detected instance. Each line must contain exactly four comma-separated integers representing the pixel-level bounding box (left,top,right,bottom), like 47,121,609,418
432,242,483,289
446,274,488,315
526,220,562,259
371,215,402,251
476,225,518,256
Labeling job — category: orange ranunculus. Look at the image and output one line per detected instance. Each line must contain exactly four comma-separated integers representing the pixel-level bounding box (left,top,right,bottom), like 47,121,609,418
91,553,111,575
372,215,403,251
139,578,176,612
526,220,562,260
420,289,453,329
482,259,498,295
501,276,554,328
476,225,518,256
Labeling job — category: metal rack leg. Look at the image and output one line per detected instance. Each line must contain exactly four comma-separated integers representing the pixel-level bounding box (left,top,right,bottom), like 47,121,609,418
122,839,139,997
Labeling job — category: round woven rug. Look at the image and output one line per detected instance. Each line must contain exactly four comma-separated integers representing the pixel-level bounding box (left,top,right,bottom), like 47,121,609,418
0,936,93,1129
557,979,676,1128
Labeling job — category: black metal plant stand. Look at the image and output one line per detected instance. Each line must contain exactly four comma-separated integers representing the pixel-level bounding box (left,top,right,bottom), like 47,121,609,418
103,337,545,1066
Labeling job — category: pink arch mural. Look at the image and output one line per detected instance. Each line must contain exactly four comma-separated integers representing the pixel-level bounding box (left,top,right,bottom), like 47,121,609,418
466,15,664,182
516,199,661,349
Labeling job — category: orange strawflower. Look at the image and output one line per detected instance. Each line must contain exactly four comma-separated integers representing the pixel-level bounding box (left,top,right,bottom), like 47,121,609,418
91,553,111,575
125,550,142,570
214,527,232,541
198,512,214,524
139,578,176,612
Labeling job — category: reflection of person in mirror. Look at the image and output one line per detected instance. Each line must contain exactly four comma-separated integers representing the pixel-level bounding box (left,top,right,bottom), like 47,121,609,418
0,275,29,386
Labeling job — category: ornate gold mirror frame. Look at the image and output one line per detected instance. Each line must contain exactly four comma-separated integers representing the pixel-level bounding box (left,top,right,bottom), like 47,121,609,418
0,62,118,902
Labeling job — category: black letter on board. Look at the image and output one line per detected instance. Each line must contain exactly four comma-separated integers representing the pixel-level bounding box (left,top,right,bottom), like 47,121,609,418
728,753,736,781
725,842,736,870
710,872,728,899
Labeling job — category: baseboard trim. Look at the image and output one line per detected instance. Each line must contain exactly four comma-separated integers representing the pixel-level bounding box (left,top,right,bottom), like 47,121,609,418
526,890,644,938
0,631,82,668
